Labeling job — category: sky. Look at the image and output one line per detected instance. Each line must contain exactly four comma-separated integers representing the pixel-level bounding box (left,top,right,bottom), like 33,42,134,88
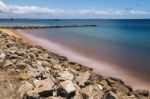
0,0,150,19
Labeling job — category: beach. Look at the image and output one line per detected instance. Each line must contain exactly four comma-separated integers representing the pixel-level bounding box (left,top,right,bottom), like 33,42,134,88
1,28,150,90
0,28,149,99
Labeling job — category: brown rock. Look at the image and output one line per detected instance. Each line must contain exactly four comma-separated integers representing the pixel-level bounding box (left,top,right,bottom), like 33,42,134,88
133,89,149,97
76,71,90,86
17,82,34,98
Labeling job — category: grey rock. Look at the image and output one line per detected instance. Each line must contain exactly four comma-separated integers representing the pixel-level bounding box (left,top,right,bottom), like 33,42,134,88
59,70,74,81
60,80,76,94
3,60,14,69
29,47,41,53
50,58,60,64
53,64,62,70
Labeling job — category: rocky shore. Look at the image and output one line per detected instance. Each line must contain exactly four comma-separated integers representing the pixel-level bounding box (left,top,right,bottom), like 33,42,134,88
0,30,149,99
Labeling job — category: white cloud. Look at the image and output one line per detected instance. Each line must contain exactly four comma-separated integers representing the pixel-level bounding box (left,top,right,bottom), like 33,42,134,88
0,1,150,19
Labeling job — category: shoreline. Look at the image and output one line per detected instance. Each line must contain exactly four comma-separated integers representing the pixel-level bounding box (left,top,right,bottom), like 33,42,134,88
0,28,149,98
17,29,150,91
0,28,32,44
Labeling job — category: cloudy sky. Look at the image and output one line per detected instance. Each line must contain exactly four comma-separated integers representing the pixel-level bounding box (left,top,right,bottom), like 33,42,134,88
0,0,150,19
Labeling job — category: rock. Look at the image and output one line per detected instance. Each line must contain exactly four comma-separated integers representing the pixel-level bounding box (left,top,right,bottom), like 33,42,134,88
68,67,79,76
17,82,34,98
50,58,60,64
57,87,68,97
53,64,62,69
59,70,74,81
115,91,132,99
108,77,124,84
18,70,31,80
112,83,130,94
80,65,91,72
16,62,26,69
29,47,41,53
123,95,138,99
76,71,90,86
133,89,149,97
42,61,52,68
73,92,86,99
27,53,36,59
27,78,55,98
3,60,14,69
107,78,130,94
69,62,81,71
124,84,133,92
82,85,104,99
90,72,104,83
33,78,54,89
13,51,25,56
103,91,117,99
0,50,5,66
59,56,68,62
26,90,40,99
9,54,23,59
60,80,76,94
26,61,47,78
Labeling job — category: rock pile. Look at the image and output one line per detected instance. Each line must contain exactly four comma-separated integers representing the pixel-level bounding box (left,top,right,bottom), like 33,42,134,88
0,31,149,99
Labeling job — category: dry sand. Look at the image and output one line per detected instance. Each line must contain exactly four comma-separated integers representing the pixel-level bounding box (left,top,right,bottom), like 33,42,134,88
0,29,31,44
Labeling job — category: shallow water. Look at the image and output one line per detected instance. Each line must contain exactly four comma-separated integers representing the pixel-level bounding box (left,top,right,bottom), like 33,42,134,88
18,19,150,79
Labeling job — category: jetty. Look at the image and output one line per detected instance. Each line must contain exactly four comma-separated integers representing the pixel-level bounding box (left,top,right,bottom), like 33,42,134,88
0,25,97,29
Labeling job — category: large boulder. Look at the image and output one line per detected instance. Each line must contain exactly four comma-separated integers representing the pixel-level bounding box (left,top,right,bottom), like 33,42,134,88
27,77,55,98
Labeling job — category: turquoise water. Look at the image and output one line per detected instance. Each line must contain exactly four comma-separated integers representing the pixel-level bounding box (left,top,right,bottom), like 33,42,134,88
1,19,150,85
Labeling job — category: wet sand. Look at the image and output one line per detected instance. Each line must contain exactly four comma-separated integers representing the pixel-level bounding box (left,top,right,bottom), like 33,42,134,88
17,29,150,91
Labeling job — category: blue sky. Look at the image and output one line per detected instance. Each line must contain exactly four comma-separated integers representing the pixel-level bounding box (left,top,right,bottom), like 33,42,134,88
0,0,150,19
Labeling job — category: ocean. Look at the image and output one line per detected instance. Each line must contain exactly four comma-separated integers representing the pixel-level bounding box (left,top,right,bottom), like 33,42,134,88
1,19,150,89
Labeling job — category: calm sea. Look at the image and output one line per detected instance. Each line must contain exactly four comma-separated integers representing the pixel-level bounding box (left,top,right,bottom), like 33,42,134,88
1,19,150,88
